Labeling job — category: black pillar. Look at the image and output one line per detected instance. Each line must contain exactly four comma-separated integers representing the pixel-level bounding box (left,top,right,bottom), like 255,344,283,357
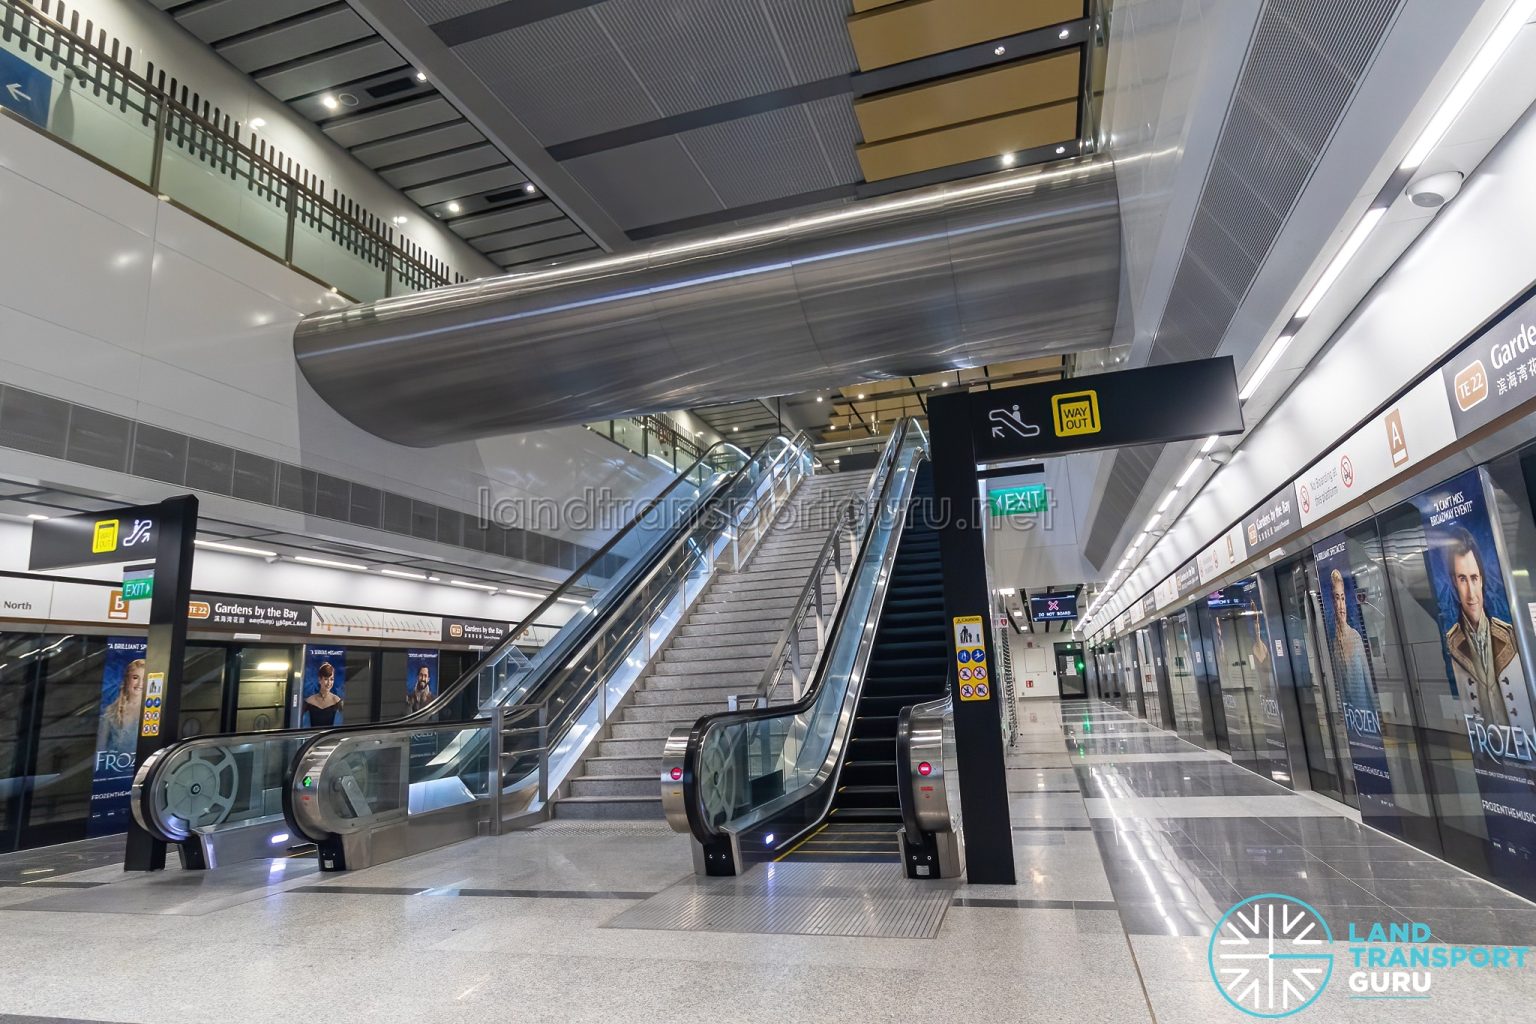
124,495,198,871
927,394,1015,885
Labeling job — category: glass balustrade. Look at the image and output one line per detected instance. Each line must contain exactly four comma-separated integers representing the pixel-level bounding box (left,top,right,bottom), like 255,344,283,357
688,425,925,836
133,440,767,850
0,0,459,301
287,436,817,853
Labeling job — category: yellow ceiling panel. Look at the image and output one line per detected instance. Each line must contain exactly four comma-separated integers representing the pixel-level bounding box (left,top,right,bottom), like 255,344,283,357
848,0,1086,71
856,98,1078,181
855,50,1081,144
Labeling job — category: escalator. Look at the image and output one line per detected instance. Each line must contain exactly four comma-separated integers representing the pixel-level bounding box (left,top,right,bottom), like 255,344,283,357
131,436,810,868
775,464,947,863
664,422,952,875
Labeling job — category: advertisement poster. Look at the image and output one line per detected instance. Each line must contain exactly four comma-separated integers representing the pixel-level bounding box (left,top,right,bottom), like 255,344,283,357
301,647,346,728
1410,468,1536,865
405,650,439,713
1312,535,1400,831
88,638,148,835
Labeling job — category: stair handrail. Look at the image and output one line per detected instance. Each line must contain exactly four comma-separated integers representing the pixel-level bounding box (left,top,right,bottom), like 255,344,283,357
284,432,818,849
750,421,911,705
661,422,929,866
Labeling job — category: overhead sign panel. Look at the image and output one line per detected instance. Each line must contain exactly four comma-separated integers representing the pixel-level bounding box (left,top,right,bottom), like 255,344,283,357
987,484,1048,516
1029,594,1077,622
966,358,1243,464
29,504,161,571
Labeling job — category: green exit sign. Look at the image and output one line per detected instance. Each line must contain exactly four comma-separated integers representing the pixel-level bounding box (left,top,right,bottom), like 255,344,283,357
988,484,1047,517
122,570,153,602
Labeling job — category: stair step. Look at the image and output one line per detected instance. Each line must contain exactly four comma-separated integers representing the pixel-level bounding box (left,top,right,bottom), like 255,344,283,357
568,774,660,798
609,720,677,740
660,647,788,669
552,795,664,821
641,670,760,690
662,642,780,664
622,701,722,723
693,594,806,614
633,686,747,707
648,656,775,676
675,620,807,639
827,806,902,824
669,630,802,649
580,752,666,776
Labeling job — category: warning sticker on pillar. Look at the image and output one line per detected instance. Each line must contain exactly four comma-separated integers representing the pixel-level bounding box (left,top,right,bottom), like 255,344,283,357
952,615,991,702
140,672,166,738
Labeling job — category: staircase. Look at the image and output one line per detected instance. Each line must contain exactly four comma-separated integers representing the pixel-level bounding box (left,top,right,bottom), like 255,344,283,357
553,469,872,820
821,463,948,835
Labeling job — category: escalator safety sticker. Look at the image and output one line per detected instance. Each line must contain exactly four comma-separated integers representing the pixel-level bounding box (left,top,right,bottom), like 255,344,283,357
140,672,166,737
952,616,991,702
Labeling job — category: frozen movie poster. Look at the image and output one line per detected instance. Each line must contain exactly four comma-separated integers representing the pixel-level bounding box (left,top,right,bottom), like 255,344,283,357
405,650,439,713
88,638,148,835
1312,535,1400,829
301,647,346,728
1411,468,1536,863
1231,579,1289,770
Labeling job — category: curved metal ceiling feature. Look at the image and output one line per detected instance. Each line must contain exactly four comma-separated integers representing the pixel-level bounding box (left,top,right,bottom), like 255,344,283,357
293,158,1121,447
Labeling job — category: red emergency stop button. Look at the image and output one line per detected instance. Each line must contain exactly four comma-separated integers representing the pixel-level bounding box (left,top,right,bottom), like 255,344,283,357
918,762,933,777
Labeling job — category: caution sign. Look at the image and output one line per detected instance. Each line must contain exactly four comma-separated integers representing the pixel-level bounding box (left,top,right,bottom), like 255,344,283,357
952,615,991,702
140,671,166,738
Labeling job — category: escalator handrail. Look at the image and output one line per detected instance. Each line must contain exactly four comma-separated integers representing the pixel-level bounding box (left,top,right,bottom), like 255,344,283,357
283,432,817,843
750,422,911,703
395,436,757,723
131,438,756,842
675,423,926,845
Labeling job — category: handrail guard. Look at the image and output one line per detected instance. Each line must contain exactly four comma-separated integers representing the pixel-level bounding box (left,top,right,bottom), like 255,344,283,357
896,696,963,879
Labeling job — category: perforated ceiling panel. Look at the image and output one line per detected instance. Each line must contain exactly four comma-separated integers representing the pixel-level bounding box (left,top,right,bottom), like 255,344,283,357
1084,0,1405,568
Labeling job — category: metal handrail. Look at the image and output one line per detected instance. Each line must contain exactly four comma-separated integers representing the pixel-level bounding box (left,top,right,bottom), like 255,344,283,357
132,439,751,845
664,421,926,853
0,0,460,296
751,423,911,704
285,433,816,848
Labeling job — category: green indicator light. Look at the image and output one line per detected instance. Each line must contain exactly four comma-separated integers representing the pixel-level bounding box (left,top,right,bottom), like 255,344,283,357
302,775,313,788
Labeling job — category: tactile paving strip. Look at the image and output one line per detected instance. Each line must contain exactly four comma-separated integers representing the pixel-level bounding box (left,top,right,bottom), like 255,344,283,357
602,861,956,938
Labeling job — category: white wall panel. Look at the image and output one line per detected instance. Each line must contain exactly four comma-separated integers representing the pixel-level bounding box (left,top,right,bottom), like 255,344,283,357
0,114,668,572
1132,95,1536,595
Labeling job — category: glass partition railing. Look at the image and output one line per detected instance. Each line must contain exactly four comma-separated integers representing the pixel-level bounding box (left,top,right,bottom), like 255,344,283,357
284,434,818,870
668,422,928,874
131,440,755,866
0,0,462,301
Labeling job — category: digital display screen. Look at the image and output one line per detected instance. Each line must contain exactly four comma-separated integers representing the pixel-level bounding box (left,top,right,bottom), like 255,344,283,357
1030,594,1078,621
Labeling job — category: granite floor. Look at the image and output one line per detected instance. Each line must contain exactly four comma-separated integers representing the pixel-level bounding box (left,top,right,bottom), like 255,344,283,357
0,700,1530,1023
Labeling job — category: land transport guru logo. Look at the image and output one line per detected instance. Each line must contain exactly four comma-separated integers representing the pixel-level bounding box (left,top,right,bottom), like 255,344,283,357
1209,894,1529,1017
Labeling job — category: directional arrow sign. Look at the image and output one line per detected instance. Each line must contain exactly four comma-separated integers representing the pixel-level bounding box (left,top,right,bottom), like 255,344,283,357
0,51,52,128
